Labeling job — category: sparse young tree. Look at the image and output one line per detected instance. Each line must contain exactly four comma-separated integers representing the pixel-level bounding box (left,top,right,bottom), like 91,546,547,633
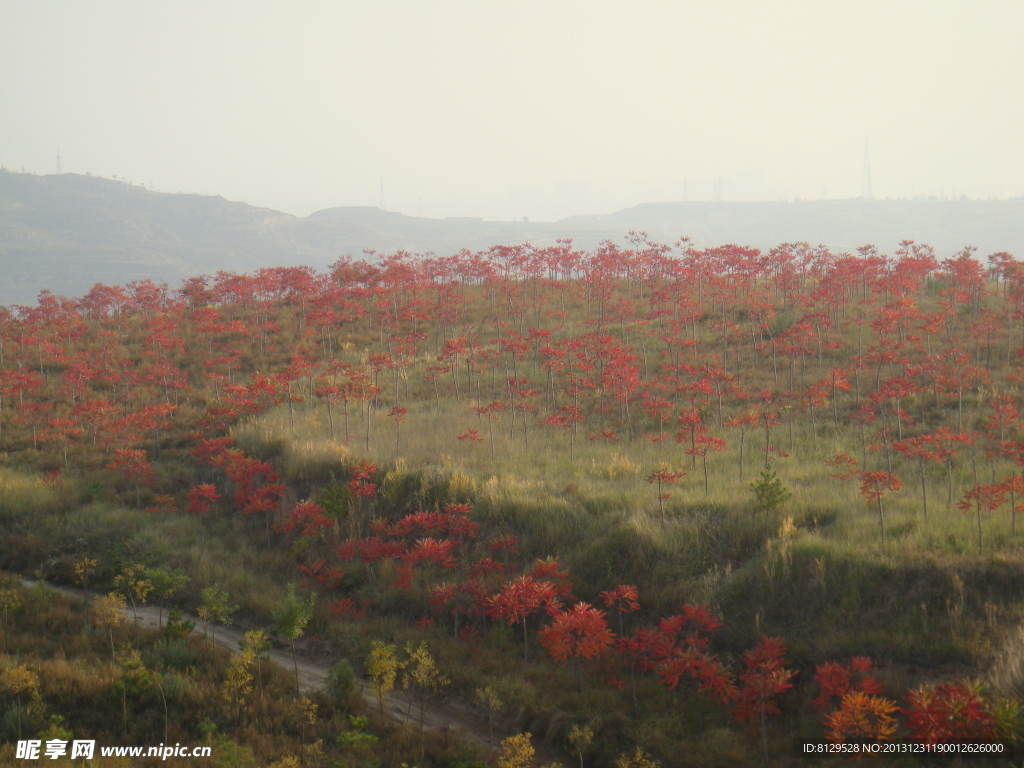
367,640,401,715
0,580,21,654
222,648,255,725
242,629,271,703
402,641,451,762
113,564,153,644
475,685,503,744
273,583,316,698
646,464,685,521
568,723,595,768
114,649,152,737
72,556,97,592
859,471,902,542
197,585,237,646
144,567,189,627
92,592,127,662
0,663,38,740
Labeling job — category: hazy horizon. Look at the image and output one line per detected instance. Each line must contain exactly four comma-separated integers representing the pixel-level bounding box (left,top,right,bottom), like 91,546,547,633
9,166,1024,228
3,1,1022,221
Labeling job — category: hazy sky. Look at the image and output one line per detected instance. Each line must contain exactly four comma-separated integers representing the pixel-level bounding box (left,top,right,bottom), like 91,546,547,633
2,1,1022,221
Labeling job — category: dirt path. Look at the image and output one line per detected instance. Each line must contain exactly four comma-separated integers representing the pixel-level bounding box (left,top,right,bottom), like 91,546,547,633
22,578,569,765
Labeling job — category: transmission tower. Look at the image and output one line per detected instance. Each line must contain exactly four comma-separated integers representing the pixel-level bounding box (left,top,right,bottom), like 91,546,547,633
861,138,872,199
56,151,62,175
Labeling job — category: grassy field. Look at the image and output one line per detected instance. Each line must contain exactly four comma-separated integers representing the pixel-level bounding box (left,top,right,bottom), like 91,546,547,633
231,398,1024,669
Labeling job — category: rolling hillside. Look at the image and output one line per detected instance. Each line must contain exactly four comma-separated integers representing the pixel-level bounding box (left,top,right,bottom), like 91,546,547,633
2,169,1022,305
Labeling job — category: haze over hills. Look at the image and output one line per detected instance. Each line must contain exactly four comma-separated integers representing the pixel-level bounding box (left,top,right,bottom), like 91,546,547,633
2,169,1022,306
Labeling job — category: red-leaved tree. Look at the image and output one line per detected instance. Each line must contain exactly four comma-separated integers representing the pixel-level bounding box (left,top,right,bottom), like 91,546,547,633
539,602,615,693
859,471,902,542
107,448,154,509
733,636,796,765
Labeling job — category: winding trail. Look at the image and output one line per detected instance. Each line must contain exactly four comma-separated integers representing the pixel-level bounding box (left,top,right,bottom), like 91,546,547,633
22,578,570,765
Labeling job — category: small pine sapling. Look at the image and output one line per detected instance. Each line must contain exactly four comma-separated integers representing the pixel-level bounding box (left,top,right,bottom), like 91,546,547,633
750,465,789,512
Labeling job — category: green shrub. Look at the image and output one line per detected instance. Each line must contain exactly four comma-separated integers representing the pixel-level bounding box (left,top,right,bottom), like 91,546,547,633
159,672,193,703
149,637,197,672
0,705,32,744
162,608,196,641
750,466,789,512
79,479,106,505
319,476,350,521
325,659,356,704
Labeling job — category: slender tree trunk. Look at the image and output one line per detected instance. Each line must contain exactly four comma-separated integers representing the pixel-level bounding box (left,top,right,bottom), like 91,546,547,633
977,501,984,552
760,700,769,765
158,680,169,743
919,459,928,522
947,457,954,511
1012,475,1018,535
877,497,886,542
291,637,301,698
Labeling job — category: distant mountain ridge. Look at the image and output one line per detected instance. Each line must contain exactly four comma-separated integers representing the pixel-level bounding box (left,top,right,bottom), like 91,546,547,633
2,169,1022,306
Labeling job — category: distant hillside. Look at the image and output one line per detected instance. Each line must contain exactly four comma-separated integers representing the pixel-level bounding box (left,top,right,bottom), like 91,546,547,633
567,199,1024,258
2,169,1022,305
0,171,321,305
